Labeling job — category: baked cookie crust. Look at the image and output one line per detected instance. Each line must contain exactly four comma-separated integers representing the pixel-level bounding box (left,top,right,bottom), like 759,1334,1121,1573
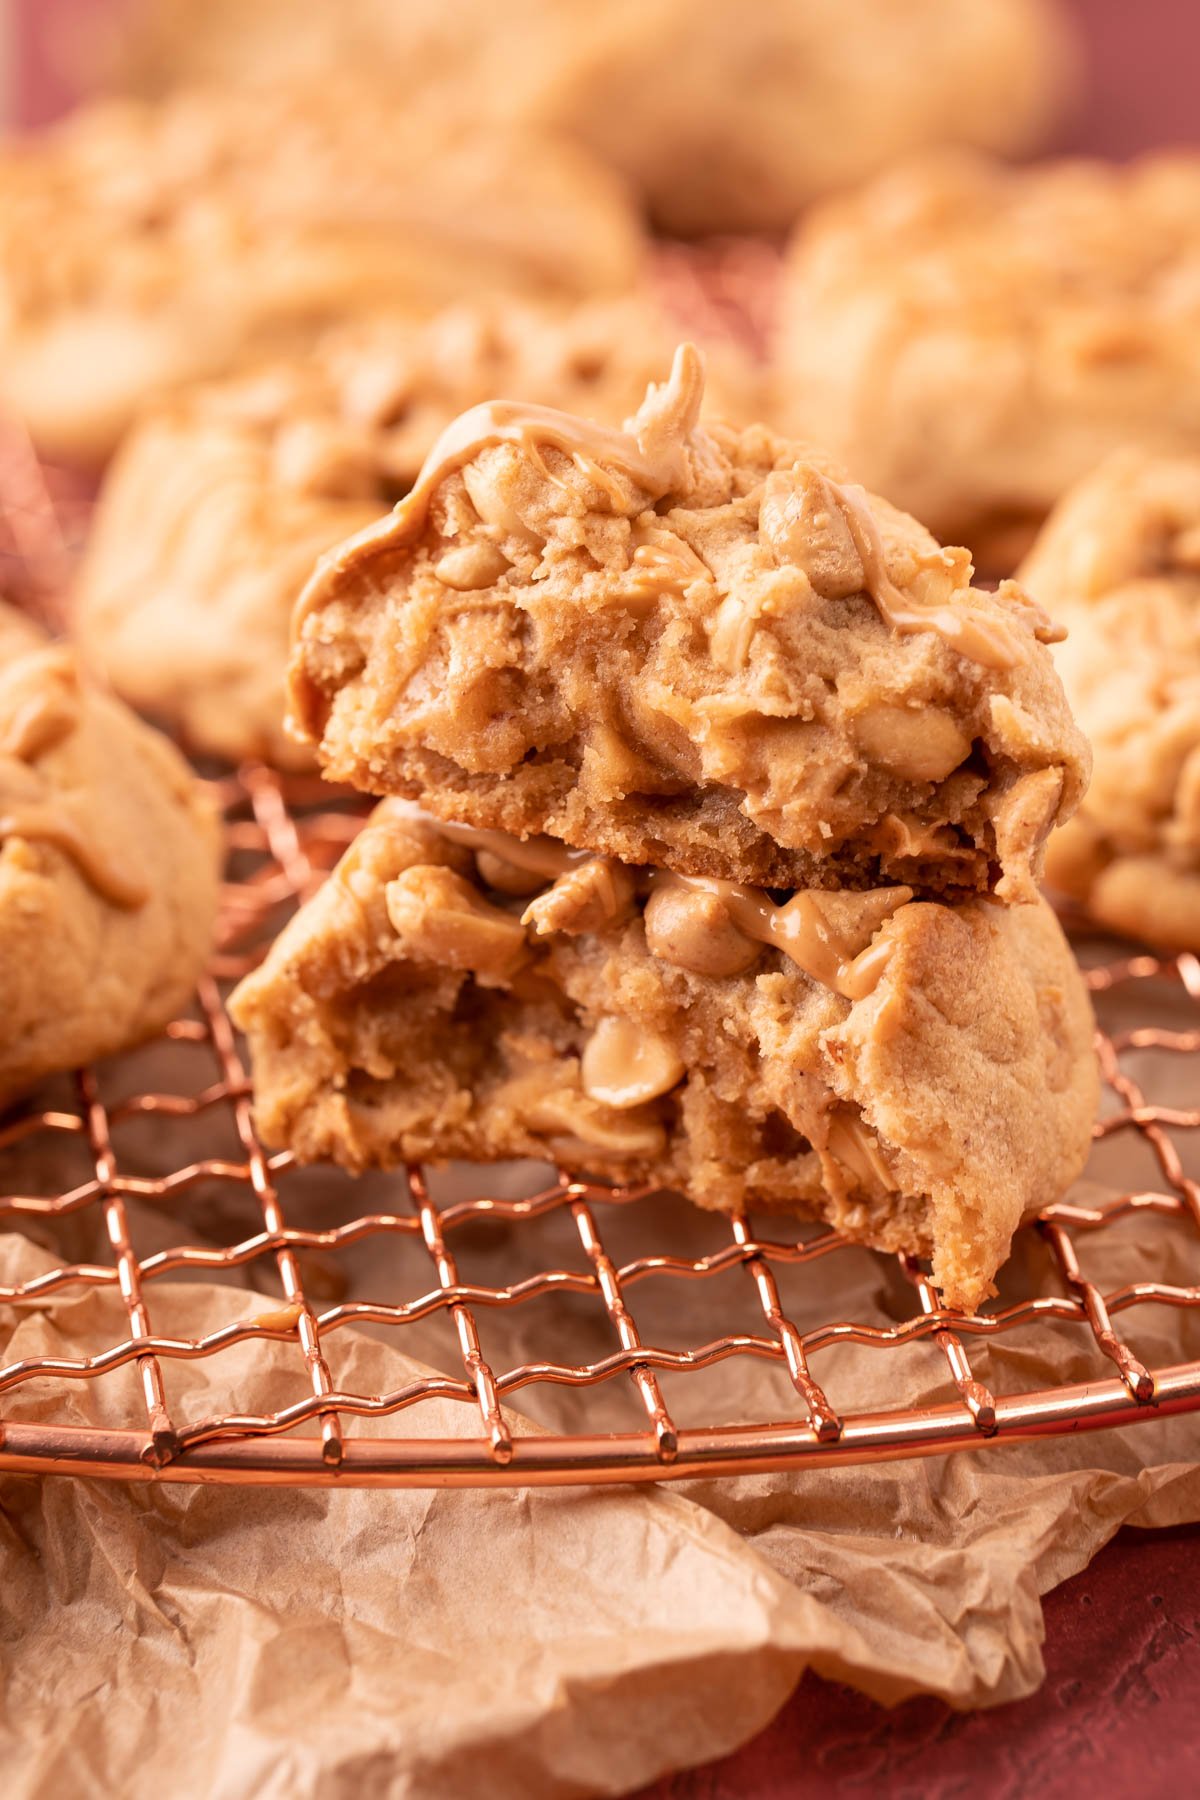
291,346,1089,901
1020,448,1200,952
230,800,1098,1313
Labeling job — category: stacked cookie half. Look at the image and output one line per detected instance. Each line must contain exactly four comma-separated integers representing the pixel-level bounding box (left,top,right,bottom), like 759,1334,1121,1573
231,348,1098,1311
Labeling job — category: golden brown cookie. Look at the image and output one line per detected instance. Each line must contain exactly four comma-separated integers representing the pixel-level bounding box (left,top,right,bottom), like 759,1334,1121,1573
230,801,1098,1313
0,85,644,462
1018,448,1200,951
776,153,1200,566
105,0,1074,235
0,604,222,1106
74,301,762,768
290,345,1089,902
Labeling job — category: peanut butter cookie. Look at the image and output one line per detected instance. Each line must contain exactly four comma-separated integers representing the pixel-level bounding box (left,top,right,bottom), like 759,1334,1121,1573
230,801,1098,1313
0,604,221,1106
777,153,1200,566
108,0,1073,236
291,346,1089,901
0,85,643,462
75,302,761,769
1019,449,1200,952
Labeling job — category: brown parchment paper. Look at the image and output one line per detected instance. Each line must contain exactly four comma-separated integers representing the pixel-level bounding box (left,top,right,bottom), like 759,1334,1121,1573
1,955,1199,1799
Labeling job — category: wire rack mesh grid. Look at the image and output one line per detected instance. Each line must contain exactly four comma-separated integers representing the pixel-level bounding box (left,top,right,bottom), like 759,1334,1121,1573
2,374,1200,1489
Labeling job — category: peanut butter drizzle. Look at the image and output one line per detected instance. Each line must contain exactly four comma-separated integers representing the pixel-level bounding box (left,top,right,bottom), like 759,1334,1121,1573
0,804,148,908
825,475,1028,671
405,807,908,1003
250,1301,305,1334
292,344,707,647
425,813,593,882
397,341,703,527
0,649,149,909
0,663,81,761
836,933,896,1002
644,873,910,999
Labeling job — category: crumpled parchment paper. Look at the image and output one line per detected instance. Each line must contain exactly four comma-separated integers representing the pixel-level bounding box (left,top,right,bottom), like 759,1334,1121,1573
0,954,1197,1799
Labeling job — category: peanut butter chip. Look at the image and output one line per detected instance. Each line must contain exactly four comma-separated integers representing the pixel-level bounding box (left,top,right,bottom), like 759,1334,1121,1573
522,857,637,937
581,1017,686,1109
759,465,865,597
643,883,762,977
503,1072,667,1154
434,541,512,591
384,864,527,981
852,703,971,783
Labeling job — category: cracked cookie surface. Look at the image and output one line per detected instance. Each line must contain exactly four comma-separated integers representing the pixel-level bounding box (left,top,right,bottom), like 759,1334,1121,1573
291,345,1089,900
230,800,1098,1312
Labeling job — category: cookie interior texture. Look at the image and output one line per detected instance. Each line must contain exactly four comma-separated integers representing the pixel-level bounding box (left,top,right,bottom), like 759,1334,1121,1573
0,604,222,1105
291,344,1089,902
230,802,1098,1314
776,151,1200,562
1019,447,1200,952
0,84,644,461
75,301,761,768
108,0,1073,236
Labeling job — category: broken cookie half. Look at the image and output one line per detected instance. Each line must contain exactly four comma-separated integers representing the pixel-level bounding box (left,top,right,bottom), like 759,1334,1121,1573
231,802,1098,1313
289,344,1090,903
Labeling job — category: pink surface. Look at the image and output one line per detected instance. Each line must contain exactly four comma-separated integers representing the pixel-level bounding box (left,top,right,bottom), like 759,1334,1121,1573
7,3,1200,1796
639,1523,1200,1800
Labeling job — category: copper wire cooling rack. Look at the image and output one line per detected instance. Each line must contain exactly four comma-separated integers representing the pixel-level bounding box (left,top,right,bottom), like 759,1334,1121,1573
2,401,1200,1489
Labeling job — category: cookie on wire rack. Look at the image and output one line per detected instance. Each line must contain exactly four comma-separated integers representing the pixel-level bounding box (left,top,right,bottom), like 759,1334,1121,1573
289,344,1090,903
237,350,1102,1310
229,800,1098,1314
0,603,222,1107
1019,447,1200,952
74,300,762,770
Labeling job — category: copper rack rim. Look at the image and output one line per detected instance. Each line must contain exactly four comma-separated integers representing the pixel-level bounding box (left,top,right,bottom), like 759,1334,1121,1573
2,1357,1198,1487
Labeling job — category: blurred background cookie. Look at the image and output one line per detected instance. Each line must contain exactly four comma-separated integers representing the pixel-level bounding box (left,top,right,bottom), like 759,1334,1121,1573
1018,448,1200,951
87,0,1075,236
775,151,1200,569
0,82,645,463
